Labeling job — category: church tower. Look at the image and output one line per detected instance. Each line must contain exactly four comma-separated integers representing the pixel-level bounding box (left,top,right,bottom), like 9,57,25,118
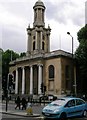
26,0,51,56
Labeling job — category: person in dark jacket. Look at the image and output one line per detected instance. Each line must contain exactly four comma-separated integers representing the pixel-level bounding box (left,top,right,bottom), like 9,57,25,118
21,97,27,110
15,96,21,110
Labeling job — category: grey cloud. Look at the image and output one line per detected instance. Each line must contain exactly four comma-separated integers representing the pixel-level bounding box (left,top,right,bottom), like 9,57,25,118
1,2,34,23
1,1,84,26
2,25,26,53
45,1,71,24
71,13,85,26
45,1,84,26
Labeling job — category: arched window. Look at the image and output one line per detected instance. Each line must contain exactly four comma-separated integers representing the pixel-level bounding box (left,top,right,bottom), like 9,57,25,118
33,36,35,39
42,42,44,50
48,65,54,79
33,41,35,50
43,35,45,40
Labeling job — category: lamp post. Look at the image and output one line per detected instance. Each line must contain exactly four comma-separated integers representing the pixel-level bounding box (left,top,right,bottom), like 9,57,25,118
67,32,77,96
6,73,14,111
67,32,73,58
6,74,9,111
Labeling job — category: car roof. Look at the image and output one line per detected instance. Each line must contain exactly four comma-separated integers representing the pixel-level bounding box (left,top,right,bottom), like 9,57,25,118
57,96,83,102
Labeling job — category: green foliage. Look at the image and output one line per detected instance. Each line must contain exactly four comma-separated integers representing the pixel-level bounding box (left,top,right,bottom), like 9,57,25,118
0,49,2,79
75,24,87,94
2,49,26,97
2,49,20,96
20,52,26,57
77,24,87,42
2,49,19,78
75,40,87,63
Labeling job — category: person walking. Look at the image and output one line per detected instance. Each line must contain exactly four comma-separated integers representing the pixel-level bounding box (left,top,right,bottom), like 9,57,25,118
15,96,21,110
21,97,27,110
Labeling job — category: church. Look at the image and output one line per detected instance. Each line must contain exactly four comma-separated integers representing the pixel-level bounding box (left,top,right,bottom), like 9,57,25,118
9,0,76,98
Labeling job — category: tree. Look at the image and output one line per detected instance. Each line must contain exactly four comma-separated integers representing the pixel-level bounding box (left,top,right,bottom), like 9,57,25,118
20,52,26,57
2,49,26,97
2,49,19,77
75,24,87,94
2,49,19,97
77,24,87,42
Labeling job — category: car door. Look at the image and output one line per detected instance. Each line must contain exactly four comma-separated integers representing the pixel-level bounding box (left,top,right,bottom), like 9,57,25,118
75,99,86,116
64,99,76,118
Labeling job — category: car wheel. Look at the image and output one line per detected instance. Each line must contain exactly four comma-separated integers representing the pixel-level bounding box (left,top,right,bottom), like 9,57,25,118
83,110,87,117
60,112,67,120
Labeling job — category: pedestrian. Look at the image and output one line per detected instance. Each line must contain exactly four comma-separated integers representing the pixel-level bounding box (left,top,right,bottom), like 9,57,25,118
39,96,42,105
26,102,33,115
21,97,27,110
15,96,21,110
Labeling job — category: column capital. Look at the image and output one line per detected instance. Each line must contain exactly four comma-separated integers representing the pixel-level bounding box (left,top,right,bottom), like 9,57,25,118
38,64,43,67
21,66,25,69
30,65,33,68
16,67,18,70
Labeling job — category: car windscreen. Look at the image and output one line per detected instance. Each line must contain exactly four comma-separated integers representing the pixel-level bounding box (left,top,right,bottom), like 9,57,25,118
49,99,66,106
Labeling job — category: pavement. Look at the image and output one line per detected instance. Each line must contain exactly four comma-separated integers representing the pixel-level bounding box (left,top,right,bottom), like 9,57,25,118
0,100,45,117
1,110,40,117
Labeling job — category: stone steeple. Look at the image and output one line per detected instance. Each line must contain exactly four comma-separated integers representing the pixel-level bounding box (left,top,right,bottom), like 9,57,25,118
26,0,51,56
33,0,45,27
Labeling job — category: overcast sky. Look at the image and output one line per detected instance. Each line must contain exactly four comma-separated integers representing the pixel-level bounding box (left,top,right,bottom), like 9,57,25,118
0,0,86,54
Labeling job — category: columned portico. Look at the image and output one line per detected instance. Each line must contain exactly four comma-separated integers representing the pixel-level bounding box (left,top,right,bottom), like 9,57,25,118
38,64,43,95
15,68,18,94
14,64,43,95
22,67,25,94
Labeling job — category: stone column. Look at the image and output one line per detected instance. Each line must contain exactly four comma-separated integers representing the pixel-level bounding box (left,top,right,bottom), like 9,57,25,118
41,31,42,50
37,9,38,21
22,67,25,94
47,29,50,52
36,31,37,50
38,64,43,95
30,65,33,94
47,33,50,52
15,68,18,94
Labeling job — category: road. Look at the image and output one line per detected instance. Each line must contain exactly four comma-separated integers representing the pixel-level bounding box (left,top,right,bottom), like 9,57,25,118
1,101,87,120
2,113,87,120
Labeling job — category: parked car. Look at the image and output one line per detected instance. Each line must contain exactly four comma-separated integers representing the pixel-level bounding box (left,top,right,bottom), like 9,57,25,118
42,97,87,119
47,94,57,101
39,94,57,101
39,95,48,100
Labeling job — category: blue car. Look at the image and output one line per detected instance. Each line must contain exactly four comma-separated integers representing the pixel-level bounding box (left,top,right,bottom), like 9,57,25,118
42,97,87,119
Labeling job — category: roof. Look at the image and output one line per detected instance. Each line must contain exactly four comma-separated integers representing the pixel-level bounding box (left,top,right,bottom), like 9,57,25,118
33,0,45,9
9,50,73,65
58,96,84,102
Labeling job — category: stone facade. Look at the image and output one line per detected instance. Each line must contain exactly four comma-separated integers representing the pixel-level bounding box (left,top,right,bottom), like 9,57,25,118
9,0,76,97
